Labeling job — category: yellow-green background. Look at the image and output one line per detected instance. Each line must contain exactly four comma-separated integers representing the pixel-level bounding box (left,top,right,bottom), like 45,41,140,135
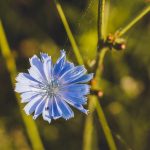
0,0,150,150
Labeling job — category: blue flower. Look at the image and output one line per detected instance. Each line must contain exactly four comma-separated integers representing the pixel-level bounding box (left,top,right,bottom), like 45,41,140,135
15,50,93,123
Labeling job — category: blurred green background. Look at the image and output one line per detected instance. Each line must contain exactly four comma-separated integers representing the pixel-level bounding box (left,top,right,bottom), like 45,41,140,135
0,0,150,150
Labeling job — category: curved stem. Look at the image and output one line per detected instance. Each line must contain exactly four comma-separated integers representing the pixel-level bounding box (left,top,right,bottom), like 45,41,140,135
0,20,45,150
54,0,84,65
118,5,150,36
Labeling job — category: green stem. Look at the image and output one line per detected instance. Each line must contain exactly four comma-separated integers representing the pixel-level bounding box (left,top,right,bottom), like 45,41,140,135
118,5,150,36
95,98,117,150
95,1,117,150
93,0,106,75
0,20,45,150
95,48,108,80
54,0,84,65
94,48,117,150
83,96,97,150
98,0,106,40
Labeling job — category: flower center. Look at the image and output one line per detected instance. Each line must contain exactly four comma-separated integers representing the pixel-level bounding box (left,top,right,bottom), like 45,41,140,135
46,79,59,96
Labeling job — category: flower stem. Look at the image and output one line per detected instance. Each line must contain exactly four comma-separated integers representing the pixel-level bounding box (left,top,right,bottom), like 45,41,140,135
0,20,45,150
54,0,84,65
118,5,150,36
83,96,97,150
95,1,117,150
95,48,108,79
98,0,106,41
95,98,117,150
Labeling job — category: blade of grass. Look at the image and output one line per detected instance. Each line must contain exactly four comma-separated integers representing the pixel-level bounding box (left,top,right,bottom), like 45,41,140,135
54,0,84,65
118,5,150,36
0,20,45,150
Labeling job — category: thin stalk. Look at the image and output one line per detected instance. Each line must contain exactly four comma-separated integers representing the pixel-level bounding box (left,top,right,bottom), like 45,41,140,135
98,0,106,41
118,5,150,36
95,1,117,150
95,48,108,79
93,0,106,75
95,98,117,150
83,96,97,150
94,48,117,150
54,0,84,65
0,20,45,150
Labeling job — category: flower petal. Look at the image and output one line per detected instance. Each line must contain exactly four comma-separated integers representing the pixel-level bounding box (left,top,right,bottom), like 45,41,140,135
29,55,46,77
59,61,74,76
28,67,46,84
70,73,94,84
43,56,53,82
15,83,42,93
51,96,62,120
60,84,90,96
72,104,88,114
40,53,49,61
16,73,41,86
63,98,88,114
42,98,52,123
59,66,87,84
33,98,46,119
28,55,46,83
53,50,66,77
20,92,38,103
60,92,87,105
24,95,43,115
56,96,74,120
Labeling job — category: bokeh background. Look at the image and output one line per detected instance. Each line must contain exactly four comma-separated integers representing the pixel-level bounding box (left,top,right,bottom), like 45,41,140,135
0,0,150,150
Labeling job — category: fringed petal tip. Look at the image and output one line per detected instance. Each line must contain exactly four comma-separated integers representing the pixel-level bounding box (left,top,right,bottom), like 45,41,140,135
40,52,51,61
64,115,74,121
60,49,66,54
33,115,38,120
85,110,89,115
24,110,30,116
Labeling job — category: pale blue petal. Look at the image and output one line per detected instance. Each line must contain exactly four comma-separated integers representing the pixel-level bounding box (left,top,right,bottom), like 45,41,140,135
56,96,74,120
21,92,38,103
40,53,49,61
16,73,40,86
60,92,87,105
59,66,87,84
69,73,94,84
29,55,46,79
33,98,46,119
24,95,42,115
42,100,52,123
53,50,66,77
71,103,88,114
60,84,90,96
51,96,62,120
63,97,88,114
43,56,53,82
42,110,51,123
15,83,41,93
28,67,46,84
59,61,74,76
